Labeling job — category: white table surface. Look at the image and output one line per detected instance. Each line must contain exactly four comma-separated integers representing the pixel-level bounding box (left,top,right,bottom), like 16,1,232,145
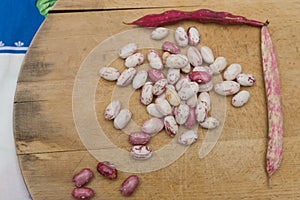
0,54,31,199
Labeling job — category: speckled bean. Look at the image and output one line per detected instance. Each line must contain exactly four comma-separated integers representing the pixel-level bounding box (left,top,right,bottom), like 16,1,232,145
125,52,144,68
114,109,132,129
148,68,166,82
162,41,181,54
147,50,163,70
164,115,178,137
120,175,140,196
142,117,164,135
130,145,152,160
129,132,151,145
223,63,242,81
104,100,121,120
236,73,256,86
200,46,214,64
140,82,154,105
119,43,138,59
178,130,198,145
72,187,94,200
117,68,137,87
152,78,168,96
99,67,120,81
96,161,118,179
72,168,94,188
187,26,200,46
174,26,188,47
232,90,250,107
214,81,240,96
174,104,189,125
200,117,220,129
132,70,148,89
187,46,203,67
151,27,169,40
165,54,189,69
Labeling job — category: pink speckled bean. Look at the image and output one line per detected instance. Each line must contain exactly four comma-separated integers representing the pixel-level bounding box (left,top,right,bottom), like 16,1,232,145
96,161,118,179
162,41,181,54
129,132,151,145
72,187,94,199
148,69,166,82
120,175,139,196
185,107,197,129
72,168,94,188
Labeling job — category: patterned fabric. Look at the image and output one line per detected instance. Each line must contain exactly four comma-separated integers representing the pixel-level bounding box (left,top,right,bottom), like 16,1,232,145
0,0,44,54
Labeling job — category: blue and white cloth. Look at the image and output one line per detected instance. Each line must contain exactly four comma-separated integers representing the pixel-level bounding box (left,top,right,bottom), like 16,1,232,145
0,1,44,199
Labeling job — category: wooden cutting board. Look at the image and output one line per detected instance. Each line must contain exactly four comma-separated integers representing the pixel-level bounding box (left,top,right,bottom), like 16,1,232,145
14,0,300,199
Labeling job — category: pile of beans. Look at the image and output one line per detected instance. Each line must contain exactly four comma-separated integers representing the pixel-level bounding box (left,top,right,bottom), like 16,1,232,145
71,162,139,199
100,26,256,160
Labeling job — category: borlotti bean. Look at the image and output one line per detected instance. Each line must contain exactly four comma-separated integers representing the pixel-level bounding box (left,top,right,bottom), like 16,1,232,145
165,54,189,69
187,46,203,67
119,43,138,59
147,50,163,70
120,175,140,196
187,26,200,46
140,82,154,105
236,73,256,86
178,130,198,145
209,56,227,75
156,99,172,116
130,145,152,160
113,109,132,129
72,168,94,188
162,51,171,64
232,90,250,107
156,91,167,101
189,71,212,84
146,103,164,118
162,41,181,54
164,115,178,137
175,76,190,91
200,46,215,64
214,81,240,96
148,68,166,82
152,78,168,96
99,67,120,81
198,92,211,112
151,27,169,40
125,52,144,68
104,100,121,120
174,26,188,47
192,66,213,76
96,161,118,179
186,94,197,108
223,63,242,81
185,107,197,129
142,117,164,135
167,68,181,84
198,81,213,92
178,82,196,101
132,70,148,89
174,104,189,125
200,117,220,129
117,68,137,87
165,85,181,106
181,63,191,73
129,132,151,145
189,82,199,94
195,101,207,123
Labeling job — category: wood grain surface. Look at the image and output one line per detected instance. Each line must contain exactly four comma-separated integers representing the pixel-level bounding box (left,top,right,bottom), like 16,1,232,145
15,1,300,199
